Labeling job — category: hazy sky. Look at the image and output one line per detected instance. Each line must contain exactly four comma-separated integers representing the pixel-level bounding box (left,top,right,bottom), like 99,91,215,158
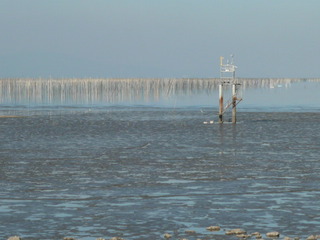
1,0,319,78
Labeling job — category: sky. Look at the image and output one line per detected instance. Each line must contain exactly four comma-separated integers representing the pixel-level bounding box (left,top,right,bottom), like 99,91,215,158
1,0,320,79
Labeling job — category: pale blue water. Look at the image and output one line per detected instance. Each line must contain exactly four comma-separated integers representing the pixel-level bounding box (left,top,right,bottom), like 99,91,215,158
0,79,319,240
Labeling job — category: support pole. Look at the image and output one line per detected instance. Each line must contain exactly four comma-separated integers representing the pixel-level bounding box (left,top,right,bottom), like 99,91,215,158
219,84,223,123
232,84,237,124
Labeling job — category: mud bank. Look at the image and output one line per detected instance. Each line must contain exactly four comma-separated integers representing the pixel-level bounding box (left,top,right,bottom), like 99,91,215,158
7,227,320,240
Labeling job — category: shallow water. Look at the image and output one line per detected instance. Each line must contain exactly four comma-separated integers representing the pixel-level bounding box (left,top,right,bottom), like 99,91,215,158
0,108,320,240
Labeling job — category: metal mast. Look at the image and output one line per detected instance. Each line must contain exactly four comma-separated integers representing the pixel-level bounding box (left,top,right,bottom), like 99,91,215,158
218,55,242,123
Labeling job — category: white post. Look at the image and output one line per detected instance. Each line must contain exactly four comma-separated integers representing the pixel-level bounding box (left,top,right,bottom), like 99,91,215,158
232,84,237,124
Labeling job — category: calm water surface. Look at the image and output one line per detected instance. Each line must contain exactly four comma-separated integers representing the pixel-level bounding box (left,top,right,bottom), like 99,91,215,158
0,107,320,240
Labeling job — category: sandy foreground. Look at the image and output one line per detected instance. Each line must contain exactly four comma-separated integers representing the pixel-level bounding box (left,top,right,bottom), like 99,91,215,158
6,228,320,240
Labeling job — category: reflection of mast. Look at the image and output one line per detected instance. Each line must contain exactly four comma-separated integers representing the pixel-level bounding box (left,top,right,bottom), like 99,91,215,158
218,54,242,124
